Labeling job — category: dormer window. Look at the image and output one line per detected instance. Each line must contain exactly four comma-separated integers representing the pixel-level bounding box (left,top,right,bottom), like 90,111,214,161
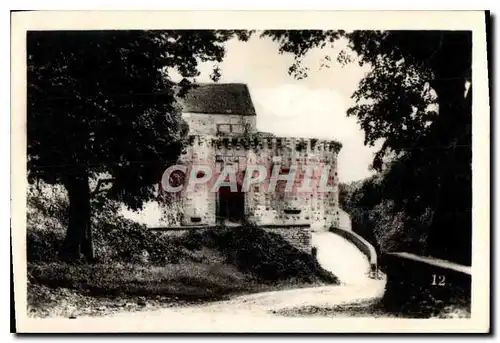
217,124,231,134
231,124,244,133
217,123,244,135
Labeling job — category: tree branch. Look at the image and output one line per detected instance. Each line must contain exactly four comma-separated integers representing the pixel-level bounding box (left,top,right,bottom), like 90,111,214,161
91,178,114,196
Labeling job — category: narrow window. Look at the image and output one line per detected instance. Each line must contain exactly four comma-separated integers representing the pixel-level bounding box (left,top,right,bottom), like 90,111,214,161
231,124,243,133
217,124,231,134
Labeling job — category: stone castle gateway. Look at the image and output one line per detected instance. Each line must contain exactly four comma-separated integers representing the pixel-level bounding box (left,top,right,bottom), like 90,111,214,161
171,83,344,230
155,83,346,252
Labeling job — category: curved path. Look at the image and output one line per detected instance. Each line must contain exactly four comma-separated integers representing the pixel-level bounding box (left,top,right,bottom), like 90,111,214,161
59,231,386,331
312,231,375,285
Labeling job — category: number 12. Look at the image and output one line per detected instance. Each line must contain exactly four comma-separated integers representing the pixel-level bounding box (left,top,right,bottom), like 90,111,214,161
431,274,446,286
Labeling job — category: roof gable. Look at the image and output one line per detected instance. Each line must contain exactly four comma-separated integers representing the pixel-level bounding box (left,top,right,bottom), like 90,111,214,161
175,83,256,116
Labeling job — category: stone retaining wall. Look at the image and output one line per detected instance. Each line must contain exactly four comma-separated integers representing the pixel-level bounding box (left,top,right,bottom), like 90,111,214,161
381,252,471,316
261,224,312,254
330,227,378,276
151,223,313,254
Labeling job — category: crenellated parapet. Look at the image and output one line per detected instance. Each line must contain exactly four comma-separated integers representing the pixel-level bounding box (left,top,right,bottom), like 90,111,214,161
177,131,342,230
184,133,342,154
160,83,345,242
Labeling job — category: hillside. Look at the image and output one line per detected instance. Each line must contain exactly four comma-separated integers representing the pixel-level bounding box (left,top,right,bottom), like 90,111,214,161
26,185,338,318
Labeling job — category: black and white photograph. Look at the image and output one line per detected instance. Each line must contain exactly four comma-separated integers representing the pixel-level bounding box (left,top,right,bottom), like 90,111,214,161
11,10,490,333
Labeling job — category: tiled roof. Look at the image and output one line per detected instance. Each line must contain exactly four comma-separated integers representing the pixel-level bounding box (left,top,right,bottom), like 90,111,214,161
175,83,256,116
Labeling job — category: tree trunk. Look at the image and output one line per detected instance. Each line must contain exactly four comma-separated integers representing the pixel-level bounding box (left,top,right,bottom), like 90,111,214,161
426,76,472,265
420,31,472,265
60,172,94,262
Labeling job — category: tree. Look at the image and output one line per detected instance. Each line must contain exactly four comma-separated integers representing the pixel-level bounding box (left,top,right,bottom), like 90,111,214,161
340,177,433,256
263,30,472,264
339,180,381,252
27,30,250,262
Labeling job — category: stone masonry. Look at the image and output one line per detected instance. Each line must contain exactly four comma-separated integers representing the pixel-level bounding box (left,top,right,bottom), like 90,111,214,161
161,83,345,252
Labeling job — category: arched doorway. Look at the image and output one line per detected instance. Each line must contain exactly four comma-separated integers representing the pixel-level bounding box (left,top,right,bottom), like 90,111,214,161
216,181,245,224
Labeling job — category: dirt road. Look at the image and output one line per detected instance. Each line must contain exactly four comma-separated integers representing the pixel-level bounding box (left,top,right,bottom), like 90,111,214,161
154,231,385,317
27,231,387,332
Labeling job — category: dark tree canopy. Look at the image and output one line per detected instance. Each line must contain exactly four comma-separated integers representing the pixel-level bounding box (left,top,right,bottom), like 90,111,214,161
27,29,473,264
27,30,250,261
262,30,472,264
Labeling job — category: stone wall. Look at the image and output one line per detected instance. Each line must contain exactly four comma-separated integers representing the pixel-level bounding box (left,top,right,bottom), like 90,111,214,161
246,136,341,231
182,112,257,136
151,224,313,256
262,224,312,254
381,252,471,316
177,135,217,225
170,110,343,231
173,133,343,229
330,227,378,276
338,208,352,231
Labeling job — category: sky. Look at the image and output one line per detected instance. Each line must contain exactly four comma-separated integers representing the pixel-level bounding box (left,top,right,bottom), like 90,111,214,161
172,34,380,183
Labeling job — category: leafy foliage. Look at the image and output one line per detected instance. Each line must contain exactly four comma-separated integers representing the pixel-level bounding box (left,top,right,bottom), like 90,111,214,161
27,182,185,264
182,225,338,284
28,30,251,209
27,30,251,259
28,182,337,285
262,30,470,163
339,179,431,255
262,30,472,264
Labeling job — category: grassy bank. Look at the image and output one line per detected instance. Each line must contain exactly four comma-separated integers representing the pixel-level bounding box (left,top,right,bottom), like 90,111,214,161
26,185,338,317
27,186,338,317
28,225,337,317
28,260,312,318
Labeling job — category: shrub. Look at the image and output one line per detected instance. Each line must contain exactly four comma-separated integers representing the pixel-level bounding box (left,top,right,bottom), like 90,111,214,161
27,183,68,262
27,182,338,286
26,182,188,265
340,179,431,256
179,225,338,284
